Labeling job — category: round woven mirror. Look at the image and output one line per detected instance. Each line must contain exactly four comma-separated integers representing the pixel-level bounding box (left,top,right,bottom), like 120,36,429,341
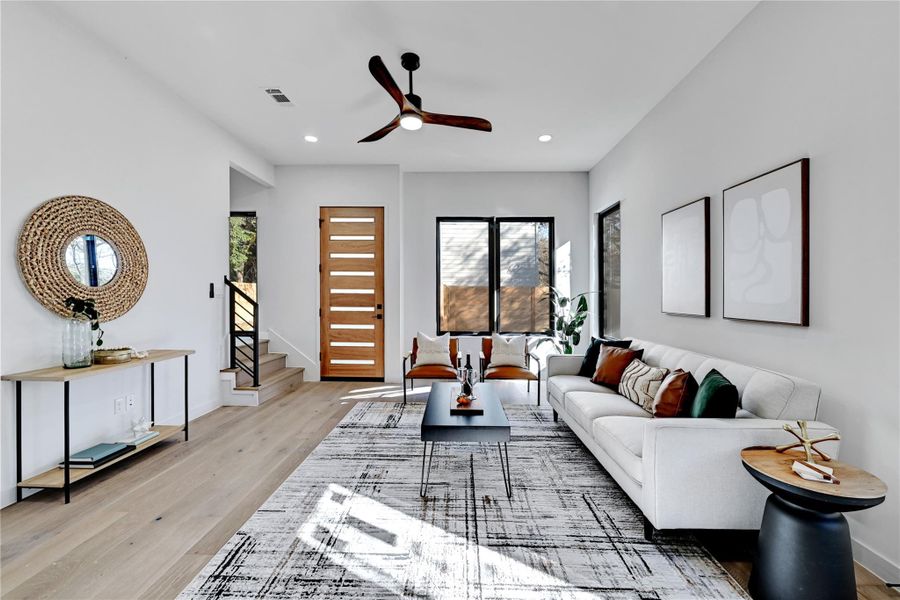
18,195,148,320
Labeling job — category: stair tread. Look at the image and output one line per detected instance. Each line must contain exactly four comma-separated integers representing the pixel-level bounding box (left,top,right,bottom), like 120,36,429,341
235,367,304,391
236,351,286,366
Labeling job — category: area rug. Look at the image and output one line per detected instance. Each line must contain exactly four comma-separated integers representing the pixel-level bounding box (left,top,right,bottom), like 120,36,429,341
180,401,748,599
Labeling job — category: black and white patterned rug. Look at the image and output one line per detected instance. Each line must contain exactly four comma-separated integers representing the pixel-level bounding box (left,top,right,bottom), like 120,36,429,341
181,401,748,599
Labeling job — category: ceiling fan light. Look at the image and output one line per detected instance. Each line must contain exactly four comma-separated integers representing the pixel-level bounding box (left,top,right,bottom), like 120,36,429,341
538,134,553,143
400,113,423,131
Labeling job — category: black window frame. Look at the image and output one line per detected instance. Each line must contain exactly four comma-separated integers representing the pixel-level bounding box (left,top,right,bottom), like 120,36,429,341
597,203,621,337
435,216,555,336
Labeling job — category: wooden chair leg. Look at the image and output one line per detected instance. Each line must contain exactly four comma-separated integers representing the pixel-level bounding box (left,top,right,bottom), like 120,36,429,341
527,380,531,392
403,375,407,404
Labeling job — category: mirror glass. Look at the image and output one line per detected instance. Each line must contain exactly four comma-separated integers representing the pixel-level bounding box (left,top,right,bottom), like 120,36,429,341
65,234,119,287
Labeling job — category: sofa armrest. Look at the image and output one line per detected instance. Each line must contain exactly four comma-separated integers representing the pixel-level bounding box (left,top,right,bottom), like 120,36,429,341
641,418,840,530
547,354,584,378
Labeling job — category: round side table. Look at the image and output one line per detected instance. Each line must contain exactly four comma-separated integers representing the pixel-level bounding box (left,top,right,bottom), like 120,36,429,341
741,447,887,600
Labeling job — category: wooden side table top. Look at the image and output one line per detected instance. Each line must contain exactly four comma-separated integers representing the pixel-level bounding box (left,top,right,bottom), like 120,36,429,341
741,447,887,502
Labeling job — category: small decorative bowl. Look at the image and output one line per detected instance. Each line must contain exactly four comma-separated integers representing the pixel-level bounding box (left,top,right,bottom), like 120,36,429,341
93,347,132,365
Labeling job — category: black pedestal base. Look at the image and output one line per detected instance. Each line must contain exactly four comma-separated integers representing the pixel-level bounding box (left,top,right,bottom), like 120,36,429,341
749,494,856,600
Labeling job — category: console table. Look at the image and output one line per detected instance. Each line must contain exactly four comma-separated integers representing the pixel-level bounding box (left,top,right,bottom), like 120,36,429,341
2,349,194,504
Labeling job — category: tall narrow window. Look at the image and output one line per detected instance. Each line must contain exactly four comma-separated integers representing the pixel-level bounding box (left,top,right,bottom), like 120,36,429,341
229,211,257,331
599,205,621,337
437,219,492,334
497,219,553,333
436,217,554,335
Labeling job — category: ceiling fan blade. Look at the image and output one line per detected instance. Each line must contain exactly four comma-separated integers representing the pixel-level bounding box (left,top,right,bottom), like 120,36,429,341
368,56,406,110
357,116,401,143
421,112,492,132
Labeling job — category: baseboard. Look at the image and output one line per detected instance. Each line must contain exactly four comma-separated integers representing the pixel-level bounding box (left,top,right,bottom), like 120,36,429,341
852,537,900,585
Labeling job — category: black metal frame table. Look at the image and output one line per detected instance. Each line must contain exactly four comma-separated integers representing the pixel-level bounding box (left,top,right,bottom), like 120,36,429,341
420,382,512,498
2,349,194,504
741,447,887,600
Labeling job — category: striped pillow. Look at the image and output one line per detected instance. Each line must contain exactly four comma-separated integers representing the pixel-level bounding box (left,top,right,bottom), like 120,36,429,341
618,359,670,412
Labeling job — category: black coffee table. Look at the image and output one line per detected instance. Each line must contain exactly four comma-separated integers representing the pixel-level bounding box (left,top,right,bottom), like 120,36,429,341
420,382,512,498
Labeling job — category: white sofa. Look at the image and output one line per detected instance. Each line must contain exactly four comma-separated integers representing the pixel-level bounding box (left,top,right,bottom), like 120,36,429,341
546,338,840,536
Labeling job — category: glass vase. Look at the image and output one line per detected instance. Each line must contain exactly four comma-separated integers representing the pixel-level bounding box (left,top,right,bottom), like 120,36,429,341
62,317,92,368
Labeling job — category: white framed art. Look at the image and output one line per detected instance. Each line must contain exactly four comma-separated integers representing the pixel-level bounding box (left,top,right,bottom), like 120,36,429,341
722,158,809,326
661,197,710,317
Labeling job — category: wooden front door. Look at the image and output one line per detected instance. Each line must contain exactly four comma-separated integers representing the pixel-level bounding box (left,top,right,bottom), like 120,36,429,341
319,207,385,379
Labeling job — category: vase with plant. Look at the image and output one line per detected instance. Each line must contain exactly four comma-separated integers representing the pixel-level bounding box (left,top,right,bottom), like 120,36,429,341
544,287,597,354
62,297,104,368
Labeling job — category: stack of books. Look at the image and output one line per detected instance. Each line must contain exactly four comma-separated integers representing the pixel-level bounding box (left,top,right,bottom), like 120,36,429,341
58,430,159,470
59,443,130,469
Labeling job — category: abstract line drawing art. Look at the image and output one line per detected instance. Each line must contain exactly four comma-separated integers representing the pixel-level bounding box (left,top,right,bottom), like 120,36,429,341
723,159,809,326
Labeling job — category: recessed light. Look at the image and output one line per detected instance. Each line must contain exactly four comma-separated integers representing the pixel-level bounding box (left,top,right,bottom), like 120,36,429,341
304,135,318,143
538,134,552,143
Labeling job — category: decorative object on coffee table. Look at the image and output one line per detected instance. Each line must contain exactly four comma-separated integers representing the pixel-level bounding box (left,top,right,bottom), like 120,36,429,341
17,195,148,321
741,446,886,600
661,197,710,317
723,159,809,326
776,419,841,463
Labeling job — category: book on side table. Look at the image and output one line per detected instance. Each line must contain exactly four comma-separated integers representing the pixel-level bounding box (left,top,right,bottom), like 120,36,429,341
58,443,130,469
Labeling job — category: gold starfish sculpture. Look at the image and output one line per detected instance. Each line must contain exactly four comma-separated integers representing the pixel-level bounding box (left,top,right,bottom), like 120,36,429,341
776,420,841,463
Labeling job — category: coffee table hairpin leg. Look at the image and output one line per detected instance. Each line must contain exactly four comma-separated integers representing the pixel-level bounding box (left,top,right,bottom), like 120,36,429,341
420,441,435,497
498,443,512,498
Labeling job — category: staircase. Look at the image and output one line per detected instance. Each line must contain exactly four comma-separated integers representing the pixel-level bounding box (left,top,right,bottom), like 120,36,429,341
221,277,304,407
220,339,304,406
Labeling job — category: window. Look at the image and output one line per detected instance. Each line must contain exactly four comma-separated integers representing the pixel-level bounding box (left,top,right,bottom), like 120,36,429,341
598,204,621,337
436,217,554,335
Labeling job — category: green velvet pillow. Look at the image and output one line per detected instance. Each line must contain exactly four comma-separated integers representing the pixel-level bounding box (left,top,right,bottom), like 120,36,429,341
691,369,738,418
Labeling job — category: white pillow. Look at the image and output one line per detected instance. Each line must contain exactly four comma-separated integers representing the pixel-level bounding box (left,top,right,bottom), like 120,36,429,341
415,332,452,367
489,334,526,368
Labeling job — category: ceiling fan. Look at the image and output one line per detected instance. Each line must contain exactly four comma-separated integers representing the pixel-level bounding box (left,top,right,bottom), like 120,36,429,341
358,52,492,143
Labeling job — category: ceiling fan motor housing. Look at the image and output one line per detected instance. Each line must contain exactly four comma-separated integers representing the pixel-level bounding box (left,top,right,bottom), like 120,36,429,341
405,93,422,110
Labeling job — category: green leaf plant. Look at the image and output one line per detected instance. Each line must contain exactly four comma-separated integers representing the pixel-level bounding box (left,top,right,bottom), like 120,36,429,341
541,288,598,354
63,296,105,347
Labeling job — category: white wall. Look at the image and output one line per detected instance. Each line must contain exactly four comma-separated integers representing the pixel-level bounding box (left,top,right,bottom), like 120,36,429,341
403,172,590,362
248,165,403,381
1,3,273,507
588,2,899,580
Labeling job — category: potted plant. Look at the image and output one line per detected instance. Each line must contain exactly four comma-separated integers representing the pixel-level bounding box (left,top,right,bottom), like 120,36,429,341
62,297,104,368
545,288,596,354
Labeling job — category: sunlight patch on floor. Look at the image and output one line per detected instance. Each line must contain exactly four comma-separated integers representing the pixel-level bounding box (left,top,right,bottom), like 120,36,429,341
297,483,590,598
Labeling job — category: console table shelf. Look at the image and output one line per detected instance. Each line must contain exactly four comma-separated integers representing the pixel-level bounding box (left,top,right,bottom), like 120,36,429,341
18,425,182,489
2,349,194,504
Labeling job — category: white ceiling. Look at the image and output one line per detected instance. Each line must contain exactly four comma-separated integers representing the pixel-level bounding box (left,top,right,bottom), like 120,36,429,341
52,1,756,171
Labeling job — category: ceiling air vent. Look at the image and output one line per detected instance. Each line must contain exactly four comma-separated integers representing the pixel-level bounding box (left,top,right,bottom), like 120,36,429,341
265,88,292,105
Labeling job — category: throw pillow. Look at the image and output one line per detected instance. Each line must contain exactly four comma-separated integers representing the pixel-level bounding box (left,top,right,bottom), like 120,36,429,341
691,369,739,418
415,332,452,367
591,345,644,388
578,337,632,378
618,359,670,412
652,369,699,418
489,334,527,368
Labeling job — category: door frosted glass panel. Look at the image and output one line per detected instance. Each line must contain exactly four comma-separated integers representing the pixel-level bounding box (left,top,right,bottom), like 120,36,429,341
439,221,490,333
601,209,621,337
498,221,551,332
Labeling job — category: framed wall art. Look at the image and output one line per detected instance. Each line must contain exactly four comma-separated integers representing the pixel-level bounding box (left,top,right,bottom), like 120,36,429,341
661,197,710,317
723,158,809,326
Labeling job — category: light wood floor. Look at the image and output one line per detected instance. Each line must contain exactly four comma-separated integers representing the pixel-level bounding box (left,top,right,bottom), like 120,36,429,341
1,381,896,599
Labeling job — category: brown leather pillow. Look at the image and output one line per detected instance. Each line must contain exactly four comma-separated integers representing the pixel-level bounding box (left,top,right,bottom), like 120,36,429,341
592,345,644,388
652,369,698,418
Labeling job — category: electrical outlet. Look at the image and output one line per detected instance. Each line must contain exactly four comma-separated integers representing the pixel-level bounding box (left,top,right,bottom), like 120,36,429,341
114,397,124,415
126,394,136,411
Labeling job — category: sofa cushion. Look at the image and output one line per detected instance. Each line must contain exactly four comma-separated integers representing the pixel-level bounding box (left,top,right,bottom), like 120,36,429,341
618,359,669,412
692,369,739,418
548,375,615,408
592,416,646,484
566,392,650,433
578,337,632,378
652,369,698,418
592,346,644,388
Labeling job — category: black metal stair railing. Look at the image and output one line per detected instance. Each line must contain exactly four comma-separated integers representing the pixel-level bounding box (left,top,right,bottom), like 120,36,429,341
225,276,259,387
